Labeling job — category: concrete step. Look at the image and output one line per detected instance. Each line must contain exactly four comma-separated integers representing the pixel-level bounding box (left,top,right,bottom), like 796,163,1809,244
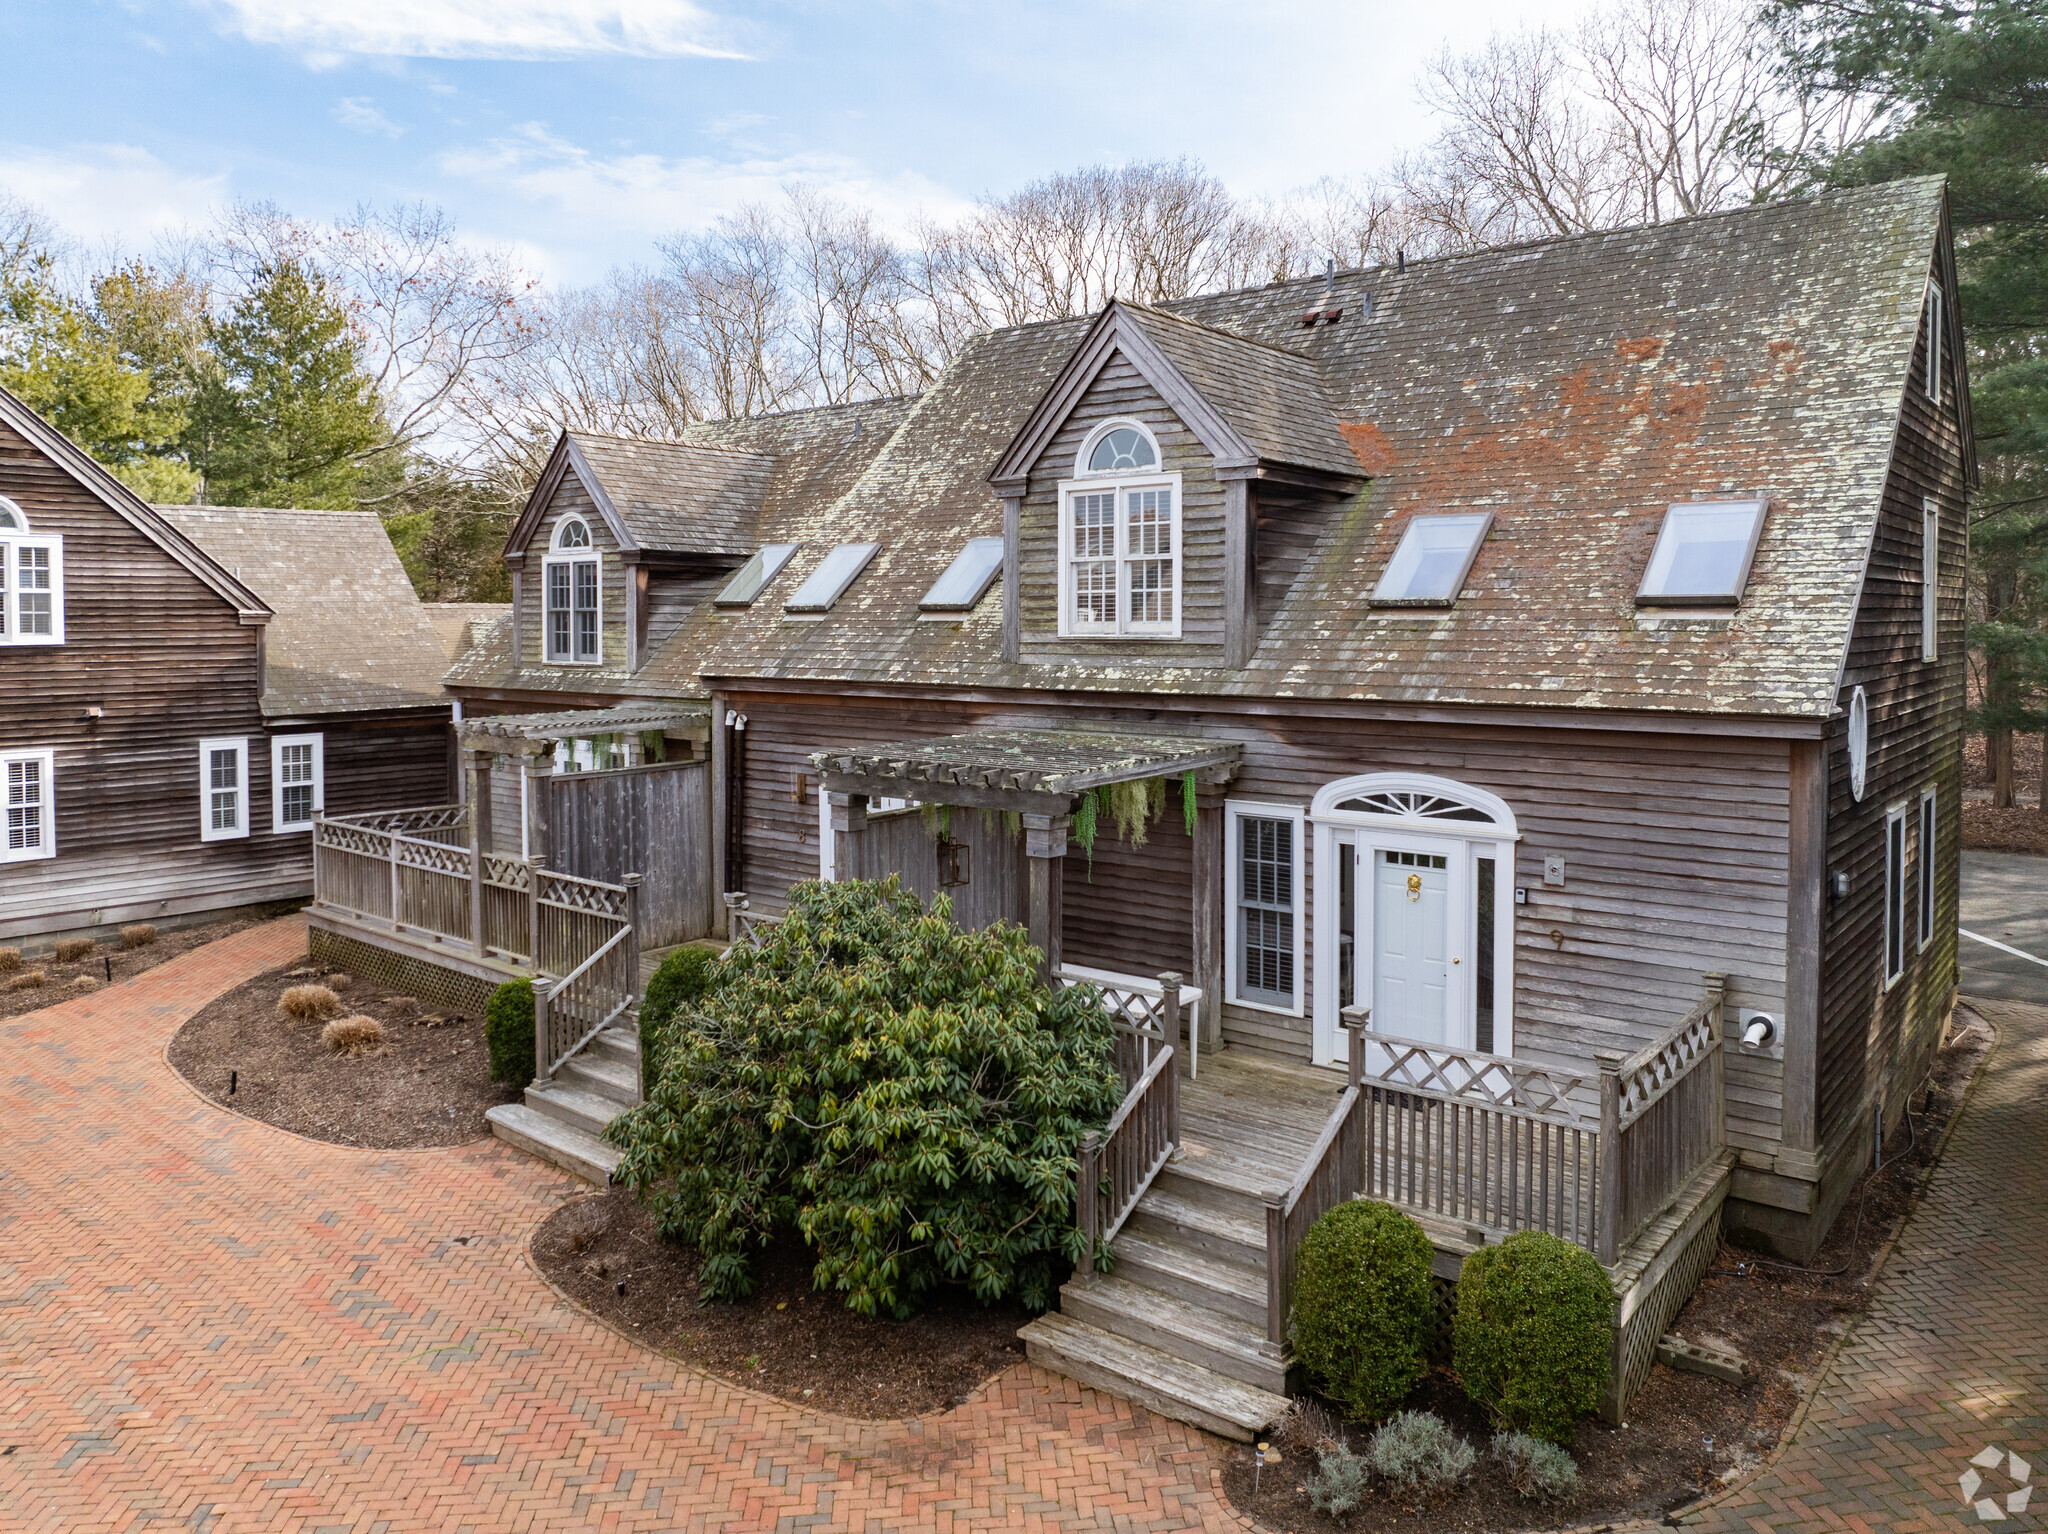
1058,1274,1286,1393
587,1027,640,1068
1018,1312,1288,1443
1125,1188,1265,1269
557,1052,638,1107
525,1080,624,1138
487,1103,618,1185
1110,1232,1268,1328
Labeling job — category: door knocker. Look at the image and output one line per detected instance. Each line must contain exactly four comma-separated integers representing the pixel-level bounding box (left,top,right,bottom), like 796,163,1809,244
1405,872,1423,902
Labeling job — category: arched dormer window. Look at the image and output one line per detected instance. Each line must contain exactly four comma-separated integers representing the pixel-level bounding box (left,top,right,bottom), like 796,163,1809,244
0,494,63,646
1061,419,1179,639
543,514,600,664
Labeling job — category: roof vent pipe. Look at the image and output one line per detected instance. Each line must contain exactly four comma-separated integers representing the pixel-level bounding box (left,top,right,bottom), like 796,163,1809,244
1323,257,1334,303
1396,249,1406,274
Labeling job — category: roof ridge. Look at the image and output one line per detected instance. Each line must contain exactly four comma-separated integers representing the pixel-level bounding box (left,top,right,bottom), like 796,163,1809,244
568,428,776,462
689,390,925,431
1119,297,1319,363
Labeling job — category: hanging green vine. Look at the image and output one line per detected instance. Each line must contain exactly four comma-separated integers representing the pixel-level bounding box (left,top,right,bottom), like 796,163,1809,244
1073,787,1099,863
640,730,668,763
1181,771,1198,835
919,801,952,840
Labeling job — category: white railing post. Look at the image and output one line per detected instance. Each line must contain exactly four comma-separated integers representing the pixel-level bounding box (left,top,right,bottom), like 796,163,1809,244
389,833,403,929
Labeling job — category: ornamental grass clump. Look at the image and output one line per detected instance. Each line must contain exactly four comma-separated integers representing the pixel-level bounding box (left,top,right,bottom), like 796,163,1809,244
120,924,158,948
0,946,21,974
1365,1410,1477,1499
1454,1229,1615,1444
1492,1431,1582,1501
1291,1200,1437,1420
279,984,344,1022
321,1015,385,1055
606,876,1122,1317
54,938,94,962
8,968,47,990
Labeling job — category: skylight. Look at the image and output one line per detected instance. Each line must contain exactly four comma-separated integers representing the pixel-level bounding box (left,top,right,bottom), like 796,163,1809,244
1369,512,1491,606
1637,500,1765,606
714,544,798,607
919,537,1004,612
784,542,879,613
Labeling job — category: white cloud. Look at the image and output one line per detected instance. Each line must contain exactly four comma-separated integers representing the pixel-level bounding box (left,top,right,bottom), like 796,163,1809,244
197,0,747,61
439,123,972,281
333,97,403,138
0,142,227,248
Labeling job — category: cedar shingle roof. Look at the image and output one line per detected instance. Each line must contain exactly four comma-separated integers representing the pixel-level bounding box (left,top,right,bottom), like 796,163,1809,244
161,506,451,717
565,433,775,556
422,602,509,662
690,177,1953,720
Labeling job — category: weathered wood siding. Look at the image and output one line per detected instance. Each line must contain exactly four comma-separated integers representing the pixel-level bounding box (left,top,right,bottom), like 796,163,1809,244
1017,354,1226,665
547,760,714,945
518,467,633,682
727,690,1795,1158
318,714,453,817
1814,261,1969,1162
0,420,302,939
837,806,1029,932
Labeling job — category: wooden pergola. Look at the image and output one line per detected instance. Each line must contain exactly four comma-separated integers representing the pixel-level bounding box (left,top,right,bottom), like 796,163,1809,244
810,728,1242,1006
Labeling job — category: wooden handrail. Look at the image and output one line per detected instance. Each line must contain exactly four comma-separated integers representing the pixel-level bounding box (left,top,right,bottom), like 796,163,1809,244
1264,1019,1372,1354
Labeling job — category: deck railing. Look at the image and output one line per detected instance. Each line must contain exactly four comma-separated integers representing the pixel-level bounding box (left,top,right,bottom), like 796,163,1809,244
1072,973,1183,1275
1602,974,1727,1261
722,892,783,950
1264,1019,1372,1353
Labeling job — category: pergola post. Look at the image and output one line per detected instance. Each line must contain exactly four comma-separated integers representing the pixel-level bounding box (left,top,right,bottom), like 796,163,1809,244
520,745,554,867
1191,784,1227,1052
1022,812,1069,978
826,791,867,882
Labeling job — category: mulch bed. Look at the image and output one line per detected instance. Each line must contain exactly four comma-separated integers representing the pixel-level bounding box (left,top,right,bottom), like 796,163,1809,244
1961,803,2048,856
0,911,287,1022
168,955,519,1148
1220,1011,1995,1534
531,1186,1031,1419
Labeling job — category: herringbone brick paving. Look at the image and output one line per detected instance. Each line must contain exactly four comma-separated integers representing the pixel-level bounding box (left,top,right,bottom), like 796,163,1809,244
5,918,2042,1531
0,918,1245,1532
1693,996,2047,1533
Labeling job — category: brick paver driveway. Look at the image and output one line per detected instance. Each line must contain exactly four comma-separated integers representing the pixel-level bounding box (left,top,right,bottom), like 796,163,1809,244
1,919,1238,1533
1694,992,2048,1533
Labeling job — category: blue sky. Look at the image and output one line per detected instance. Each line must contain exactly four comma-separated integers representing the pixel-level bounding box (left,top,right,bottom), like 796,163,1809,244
6,1,1595,285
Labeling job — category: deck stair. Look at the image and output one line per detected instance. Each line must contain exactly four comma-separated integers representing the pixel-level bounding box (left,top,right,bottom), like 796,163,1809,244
485,1024,640,1183
1021,1150,1293,1442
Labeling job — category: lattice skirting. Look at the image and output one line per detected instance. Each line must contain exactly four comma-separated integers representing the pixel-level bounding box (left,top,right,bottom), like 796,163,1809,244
1609,1212,1722,1419
309,929,502,1016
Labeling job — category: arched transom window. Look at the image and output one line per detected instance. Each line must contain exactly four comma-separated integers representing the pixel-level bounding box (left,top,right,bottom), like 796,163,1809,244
1088,425,1157,473
553,516,592,550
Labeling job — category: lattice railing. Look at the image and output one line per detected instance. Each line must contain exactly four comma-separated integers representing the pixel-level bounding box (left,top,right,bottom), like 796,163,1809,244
1363,1034,1598,1127
322,804,469,842
1073,974,1184,1277
1605,977,1728,1259
1055,966,1197,1088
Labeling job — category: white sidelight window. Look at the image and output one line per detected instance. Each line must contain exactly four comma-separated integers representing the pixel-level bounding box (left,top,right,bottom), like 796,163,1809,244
1226,801,1305,1014
1884,803,1907,987
1060,419,1181,638
1922,498,1939,662
200,737,249,841
0,496,64,645
2,748,55,862
1918,787,1937,952
1925,279,1943,402
271,733,324,831
543,515,601,664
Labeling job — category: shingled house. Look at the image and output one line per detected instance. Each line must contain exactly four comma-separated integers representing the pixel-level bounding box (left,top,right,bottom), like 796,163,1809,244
0,387,455,949
313,178,1969,1436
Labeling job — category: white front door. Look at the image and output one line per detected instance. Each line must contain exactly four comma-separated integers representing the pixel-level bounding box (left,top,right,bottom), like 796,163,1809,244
1372,848,1451,1043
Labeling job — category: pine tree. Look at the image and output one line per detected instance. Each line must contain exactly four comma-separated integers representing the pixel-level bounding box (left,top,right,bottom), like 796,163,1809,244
186,256,387,509
1771,0,2048,809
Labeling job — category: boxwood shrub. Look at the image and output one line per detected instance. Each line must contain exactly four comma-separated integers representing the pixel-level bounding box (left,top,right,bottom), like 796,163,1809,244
1291,1198,1437,1420
640,944,717,1091
1453,1229,1614,1444
485,978,536,1089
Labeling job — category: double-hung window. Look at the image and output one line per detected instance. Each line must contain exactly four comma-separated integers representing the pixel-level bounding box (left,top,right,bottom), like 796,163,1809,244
1884,804,1907,988
543,515,601,664
1227,802,1305,1014
200,737,249,842
1060,422,1180,638
2,748,55,862
1917,787,1937,952
271,733,324,832
0,495,64,645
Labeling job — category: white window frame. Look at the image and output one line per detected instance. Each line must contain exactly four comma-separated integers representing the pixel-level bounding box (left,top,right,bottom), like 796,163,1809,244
1058,418,1181,640
1917,786,1937,953
1,747,56,863
542,514,602,665
1309,772,1520,1067
1883,801,1907,988
199,737,250,842
1226,800,1307,1017
1925,278,1942,402
0,497,65,646
1922,497,1939,663
270,732,325,833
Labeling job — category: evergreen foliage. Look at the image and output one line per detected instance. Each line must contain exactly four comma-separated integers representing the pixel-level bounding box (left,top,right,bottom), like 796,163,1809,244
1291,1200,1437,1420
1452,1230,1614,1444
605,877,1122,1316
1304,1442,1370,1520
484,978,536,1089
638,944,717,1091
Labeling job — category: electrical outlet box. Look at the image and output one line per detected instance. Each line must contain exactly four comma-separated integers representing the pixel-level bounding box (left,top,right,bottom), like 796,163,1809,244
1543,855,1566,887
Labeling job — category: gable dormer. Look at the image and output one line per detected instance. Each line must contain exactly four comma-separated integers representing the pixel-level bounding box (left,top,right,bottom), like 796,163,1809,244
990,300,1364,668
504,430,774,676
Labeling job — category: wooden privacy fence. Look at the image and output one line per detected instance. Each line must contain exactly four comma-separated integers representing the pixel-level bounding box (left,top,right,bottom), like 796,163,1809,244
548,760,712,946
1068,972,1184,1277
